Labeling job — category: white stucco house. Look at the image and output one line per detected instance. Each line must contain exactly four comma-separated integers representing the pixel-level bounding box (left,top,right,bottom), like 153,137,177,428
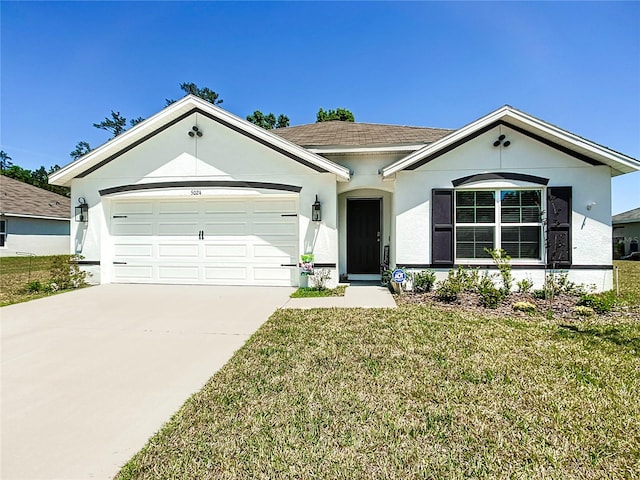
49,95,639,290
0,175,71,256
613,207,640,259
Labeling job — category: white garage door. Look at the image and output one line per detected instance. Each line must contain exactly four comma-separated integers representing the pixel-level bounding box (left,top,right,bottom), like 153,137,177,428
110,196,299,286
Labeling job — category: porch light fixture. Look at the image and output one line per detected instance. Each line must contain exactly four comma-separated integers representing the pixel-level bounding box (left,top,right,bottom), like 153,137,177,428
188,126,203,138
75,197,89,223
493,134,510,147
587,202,596,211
312,195,321,222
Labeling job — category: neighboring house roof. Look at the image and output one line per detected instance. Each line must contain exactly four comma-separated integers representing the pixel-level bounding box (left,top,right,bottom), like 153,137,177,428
382,105,640,178
273,121,453,148
0,175,70,220
612,207,640,225
49,95,351,187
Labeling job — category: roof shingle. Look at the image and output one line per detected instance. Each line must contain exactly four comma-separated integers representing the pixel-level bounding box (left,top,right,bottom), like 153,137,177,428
272,121,453,147
612,207,640,224
0,175,71,219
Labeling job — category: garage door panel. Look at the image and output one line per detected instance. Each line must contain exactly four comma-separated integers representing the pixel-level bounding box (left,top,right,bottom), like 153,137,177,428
112,223,154,236
158,222,199,236
158,201,199,215
112,201,153,215
204,201,248,214
204,222,249,235
113,265,153,279
204,244,247,259
204,266,248,280
253,266,293,281
158,244,199,258
114,244,153,257
253,221,297,236
158,266,199,280
253,199,297,214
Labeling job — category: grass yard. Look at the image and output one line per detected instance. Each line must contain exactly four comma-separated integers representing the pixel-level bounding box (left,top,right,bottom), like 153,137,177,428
117,304,640,479
615,260,640,301
290,285,347,298
0,255,59,306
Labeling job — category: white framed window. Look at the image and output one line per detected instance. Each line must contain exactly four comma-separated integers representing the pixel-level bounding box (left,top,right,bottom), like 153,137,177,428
455,189,543,261
0,220,6,248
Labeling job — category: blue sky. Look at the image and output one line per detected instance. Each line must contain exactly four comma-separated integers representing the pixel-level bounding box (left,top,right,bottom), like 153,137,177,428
1,1,638,214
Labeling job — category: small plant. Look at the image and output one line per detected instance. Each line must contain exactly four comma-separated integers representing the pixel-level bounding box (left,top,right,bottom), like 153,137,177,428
477,274,505,309
577,292,616,314
309,268,331,291
516,277,534,294
410,270,436,293
573,305,595,317
26,280,43,293
381,269,393,288
487,248,513,294
49,255,88,290
435,278,460,302
513,301,536,313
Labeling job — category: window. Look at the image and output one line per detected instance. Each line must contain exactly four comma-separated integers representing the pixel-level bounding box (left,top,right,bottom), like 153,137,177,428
455,189,542,260
0,220,6,247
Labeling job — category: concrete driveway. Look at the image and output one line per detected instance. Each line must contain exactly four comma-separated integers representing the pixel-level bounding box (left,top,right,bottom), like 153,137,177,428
1,284,293,480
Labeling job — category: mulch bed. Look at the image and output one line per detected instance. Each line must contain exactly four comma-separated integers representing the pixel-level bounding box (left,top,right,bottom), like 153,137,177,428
396,291,640,321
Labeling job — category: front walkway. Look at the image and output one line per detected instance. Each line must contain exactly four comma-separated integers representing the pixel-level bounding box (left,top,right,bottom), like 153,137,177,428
283,284,397,309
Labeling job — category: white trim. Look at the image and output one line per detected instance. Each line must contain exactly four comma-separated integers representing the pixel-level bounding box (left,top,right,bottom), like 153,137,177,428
382,106,640,178
49,95,350,186
0,213,70,221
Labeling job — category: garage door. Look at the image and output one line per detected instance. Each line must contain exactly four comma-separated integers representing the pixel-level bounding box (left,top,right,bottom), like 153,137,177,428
110,196,298,286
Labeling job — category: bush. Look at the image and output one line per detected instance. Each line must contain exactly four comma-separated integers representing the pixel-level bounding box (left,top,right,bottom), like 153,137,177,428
516,278,534,294
477,274,505,309
25,280,43,293
574,305,595,317
310,268,331,291
435,278,460,302
49,255,88,290
410,270,436,293
513,301,536,313
487,248,512,294
577,292,616,314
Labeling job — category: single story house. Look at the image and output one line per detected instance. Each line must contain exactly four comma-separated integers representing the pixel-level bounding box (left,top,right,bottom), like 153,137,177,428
613,207,640,259
0,175,71,256
49,96,639,290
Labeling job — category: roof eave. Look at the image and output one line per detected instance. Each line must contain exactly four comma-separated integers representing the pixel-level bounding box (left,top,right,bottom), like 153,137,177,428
382,106,640,178
49,95,350,186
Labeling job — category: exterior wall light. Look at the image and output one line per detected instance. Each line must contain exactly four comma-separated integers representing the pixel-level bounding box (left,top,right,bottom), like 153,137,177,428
75,197,89,223
312,195,321,222
188,126,203,137
587,202,596,211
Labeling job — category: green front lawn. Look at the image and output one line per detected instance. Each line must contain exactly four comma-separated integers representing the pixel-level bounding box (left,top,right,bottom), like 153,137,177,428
117,305,640,479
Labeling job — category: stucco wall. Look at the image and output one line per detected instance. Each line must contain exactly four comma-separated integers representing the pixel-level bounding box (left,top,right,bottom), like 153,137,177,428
70,112,340,286
393,124,614,290
0,216,70,256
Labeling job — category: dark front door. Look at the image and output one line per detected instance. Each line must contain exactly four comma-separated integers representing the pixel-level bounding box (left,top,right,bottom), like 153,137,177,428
347,199,381,274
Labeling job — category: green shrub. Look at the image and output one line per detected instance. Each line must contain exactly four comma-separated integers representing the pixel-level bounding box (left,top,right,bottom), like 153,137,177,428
516,278,534,294
477,274,505,309
25,280,43,293
574,305,595,317
513,301,536,313
533,288,548,300
435,278,460,302
49,255,87,290
410,270,436,293
577,292,616,314
487,248,513,294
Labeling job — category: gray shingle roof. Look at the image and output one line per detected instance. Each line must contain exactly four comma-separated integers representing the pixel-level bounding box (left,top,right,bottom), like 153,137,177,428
272,121,453,147
0,175,70,219
612,207,640,224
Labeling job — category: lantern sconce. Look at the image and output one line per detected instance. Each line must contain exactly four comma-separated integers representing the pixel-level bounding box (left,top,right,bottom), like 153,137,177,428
586,202,596,211
312,195,321,222
75,197,89,223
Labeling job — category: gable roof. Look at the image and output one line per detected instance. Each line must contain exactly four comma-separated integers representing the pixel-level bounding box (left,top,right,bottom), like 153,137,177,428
612,207,640,225
273,121,452,148
382,105,640,178
49,95,351,187
0,175,70,220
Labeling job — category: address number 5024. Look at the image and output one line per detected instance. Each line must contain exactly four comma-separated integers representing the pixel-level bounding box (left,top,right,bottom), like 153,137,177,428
191,190,202,195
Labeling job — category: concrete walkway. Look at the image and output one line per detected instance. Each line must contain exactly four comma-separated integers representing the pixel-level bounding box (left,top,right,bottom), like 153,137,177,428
1,284,294,480
283,284,397,309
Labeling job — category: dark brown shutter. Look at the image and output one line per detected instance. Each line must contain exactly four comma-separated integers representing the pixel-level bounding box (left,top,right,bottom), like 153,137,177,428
432,189,454,266
546,187,572,267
